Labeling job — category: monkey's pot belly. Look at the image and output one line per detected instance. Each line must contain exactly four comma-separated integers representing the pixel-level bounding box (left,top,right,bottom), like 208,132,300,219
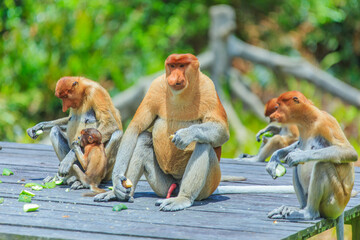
152,118,199,179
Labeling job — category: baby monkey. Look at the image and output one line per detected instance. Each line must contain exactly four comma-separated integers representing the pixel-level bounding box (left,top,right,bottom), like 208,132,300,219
72,128,107,195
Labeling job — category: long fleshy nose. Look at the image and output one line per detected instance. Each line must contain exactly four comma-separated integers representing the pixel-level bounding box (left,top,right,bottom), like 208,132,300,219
167,70,185,90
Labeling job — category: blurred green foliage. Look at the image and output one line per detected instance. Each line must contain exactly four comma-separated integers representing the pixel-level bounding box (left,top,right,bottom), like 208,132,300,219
0,0,360,158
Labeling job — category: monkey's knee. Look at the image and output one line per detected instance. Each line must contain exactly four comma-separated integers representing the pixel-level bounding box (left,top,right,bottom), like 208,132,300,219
50,126,62,140
111,130,122,141
196,146,221,200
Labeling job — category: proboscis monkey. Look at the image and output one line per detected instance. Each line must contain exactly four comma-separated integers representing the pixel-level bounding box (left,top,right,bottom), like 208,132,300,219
238,98,299,162
72,128,107,195
27,77,123,188
94,53,230,211
266,91,357,225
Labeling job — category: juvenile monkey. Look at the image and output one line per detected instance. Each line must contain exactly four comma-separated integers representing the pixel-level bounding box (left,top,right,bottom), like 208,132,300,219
72,128,107,195
266,91,357,222
238,98,299,162
95,53,230,211
27,77,123,188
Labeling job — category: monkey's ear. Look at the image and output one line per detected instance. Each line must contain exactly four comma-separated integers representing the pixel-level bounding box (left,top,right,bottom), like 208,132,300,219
88,135,94,144
293,96,300,104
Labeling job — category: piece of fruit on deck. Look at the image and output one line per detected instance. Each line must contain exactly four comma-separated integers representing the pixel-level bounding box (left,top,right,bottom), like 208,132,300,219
2,168,13,176
112,204,128,211
18,194,32,203
23,204,39,212
24,183,43,188
55,180,63,185
43,182,56,189
0,198,4,204
20,190,35,197
31,185,43,191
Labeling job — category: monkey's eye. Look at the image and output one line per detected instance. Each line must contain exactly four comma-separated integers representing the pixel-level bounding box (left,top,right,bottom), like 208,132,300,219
180,64,185,68
170,64,175,68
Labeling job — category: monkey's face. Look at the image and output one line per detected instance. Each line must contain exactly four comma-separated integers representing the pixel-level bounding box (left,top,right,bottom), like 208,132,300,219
165,54,199,92
55,77,83,112
264,98,278,118
270,91,308,124
80,128,102,147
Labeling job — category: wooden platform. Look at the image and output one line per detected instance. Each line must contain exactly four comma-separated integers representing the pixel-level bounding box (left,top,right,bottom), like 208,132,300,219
0,141,359,240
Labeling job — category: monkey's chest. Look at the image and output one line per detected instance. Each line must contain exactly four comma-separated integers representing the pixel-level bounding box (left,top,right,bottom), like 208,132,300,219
297,137,330,193
67,109,97,144
152,118,201,179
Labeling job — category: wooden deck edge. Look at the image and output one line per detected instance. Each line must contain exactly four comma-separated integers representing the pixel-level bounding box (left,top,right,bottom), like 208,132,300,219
282,204,360,240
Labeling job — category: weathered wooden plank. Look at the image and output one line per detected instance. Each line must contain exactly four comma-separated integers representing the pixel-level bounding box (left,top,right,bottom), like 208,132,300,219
0,142,359,240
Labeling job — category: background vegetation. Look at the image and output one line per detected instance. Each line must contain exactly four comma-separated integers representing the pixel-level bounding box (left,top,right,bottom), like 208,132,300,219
1,0,360,159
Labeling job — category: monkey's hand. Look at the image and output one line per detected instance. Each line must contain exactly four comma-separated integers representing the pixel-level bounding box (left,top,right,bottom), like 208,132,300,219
284,150,304,167
171,128,194,150
27,122,46,140
255,129,266,142
266,161,280,179
71,140,81,149
106,175,132,202
58,150,76,176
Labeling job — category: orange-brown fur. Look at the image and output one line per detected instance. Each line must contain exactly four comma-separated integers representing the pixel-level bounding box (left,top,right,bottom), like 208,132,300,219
55,77,122,144
131,54,228,183
55,77,122,180
269,91,356,219
73,128,107,195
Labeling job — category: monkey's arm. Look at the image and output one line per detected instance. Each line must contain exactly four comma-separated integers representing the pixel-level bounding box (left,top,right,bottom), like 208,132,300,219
256,124,282,142
27,117,69,139
266,141,299,179
172,121,229,150
71,141,88,170
285,145,358,167
109,96,157,201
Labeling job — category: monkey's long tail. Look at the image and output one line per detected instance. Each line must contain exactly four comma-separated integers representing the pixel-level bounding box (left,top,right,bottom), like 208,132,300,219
213,185,295,194
82,185,107,197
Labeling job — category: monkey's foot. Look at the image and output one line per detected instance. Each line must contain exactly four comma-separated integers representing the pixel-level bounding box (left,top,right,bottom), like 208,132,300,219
158,196,192,212
43,174,63,183
268,205,301,219
94,191,118,202
70,181,85,190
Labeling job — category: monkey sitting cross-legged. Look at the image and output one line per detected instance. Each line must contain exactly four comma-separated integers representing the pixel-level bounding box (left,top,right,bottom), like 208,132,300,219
94,53,230,211
266,91,357,221
71,128,108,195
238,98,299,162
27,77,123,189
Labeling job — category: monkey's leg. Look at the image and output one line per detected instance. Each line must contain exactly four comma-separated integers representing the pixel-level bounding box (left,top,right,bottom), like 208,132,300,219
287,162,347,220
268,165,307,219
49,126,79,185
94,132,174,202
129,132,175,200
159,143,219,212
103,130,123,181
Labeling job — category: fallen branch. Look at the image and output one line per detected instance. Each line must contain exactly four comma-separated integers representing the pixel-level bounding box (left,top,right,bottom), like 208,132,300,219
229,68,266,122
228,35,360,108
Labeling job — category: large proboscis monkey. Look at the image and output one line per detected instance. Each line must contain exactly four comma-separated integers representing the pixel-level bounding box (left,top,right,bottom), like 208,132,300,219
266,91,357,237
238,98,299,162
27,77,123,189
72,128,108,195
94,53,230,211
